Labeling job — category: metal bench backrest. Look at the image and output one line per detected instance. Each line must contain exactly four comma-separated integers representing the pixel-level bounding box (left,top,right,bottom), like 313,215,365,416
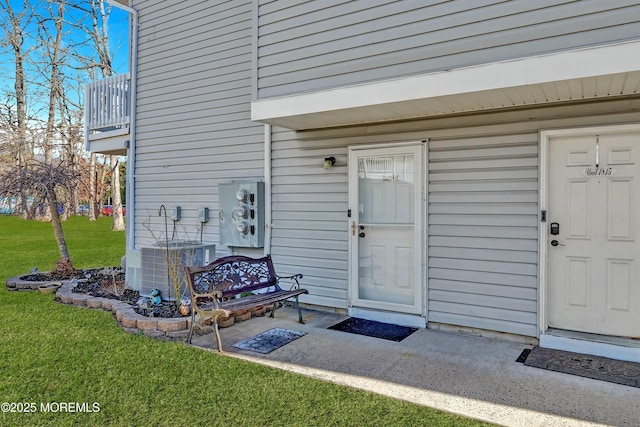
187,255,278,299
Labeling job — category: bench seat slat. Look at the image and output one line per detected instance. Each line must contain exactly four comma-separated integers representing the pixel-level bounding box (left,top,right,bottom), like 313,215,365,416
218,289,308,314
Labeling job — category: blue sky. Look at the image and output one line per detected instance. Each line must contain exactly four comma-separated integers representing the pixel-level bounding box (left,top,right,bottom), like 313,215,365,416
0,0,129,117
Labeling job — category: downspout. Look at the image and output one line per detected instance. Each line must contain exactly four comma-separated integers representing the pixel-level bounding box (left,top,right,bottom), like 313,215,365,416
106,0,138,251
264,124,272,256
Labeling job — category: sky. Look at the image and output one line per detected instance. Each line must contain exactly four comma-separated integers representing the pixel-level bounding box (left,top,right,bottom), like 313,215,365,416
0,0,130,120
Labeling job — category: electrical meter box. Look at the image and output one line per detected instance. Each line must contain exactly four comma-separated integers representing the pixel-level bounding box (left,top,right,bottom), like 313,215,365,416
219,181,265,248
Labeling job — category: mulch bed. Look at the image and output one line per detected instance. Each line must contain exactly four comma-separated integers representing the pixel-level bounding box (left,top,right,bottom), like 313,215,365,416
20,267,186,318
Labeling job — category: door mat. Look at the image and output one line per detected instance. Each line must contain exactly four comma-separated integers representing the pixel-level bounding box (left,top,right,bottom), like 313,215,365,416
232,328,307,354
517,346,640,388
328,317,418,342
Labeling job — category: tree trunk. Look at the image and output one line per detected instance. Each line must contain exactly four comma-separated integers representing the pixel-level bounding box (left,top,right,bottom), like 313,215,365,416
2,1,31,218
111,155,125,231
46,190,73,269
89,153,97,220
97,157,107,215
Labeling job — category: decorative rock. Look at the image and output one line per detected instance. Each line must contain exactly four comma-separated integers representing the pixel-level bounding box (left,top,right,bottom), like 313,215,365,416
219,316,235,328
157,318,187,332
235,310,251,322
71,295,89,306
120,313,139,328
110,302,130,313
136,317,159,331
251,306,267,317
59,294,74,304
101,299,114,311
86,298,104,309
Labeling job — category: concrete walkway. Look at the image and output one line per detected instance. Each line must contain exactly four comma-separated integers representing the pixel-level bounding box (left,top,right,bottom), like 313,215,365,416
190,307,640,427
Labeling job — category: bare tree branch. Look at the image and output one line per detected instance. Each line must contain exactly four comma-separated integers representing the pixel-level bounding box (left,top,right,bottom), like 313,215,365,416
0,159,80,269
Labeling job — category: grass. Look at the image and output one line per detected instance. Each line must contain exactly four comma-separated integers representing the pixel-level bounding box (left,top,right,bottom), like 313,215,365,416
0,216,491,426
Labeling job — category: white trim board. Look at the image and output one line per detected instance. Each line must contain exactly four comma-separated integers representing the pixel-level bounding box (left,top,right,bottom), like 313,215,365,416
540,333,640,363
252,40,640,129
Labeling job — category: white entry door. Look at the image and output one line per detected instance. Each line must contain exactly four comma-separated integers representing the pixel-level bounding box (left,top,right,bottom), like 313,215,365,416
349,145,423,314
547,129,640,337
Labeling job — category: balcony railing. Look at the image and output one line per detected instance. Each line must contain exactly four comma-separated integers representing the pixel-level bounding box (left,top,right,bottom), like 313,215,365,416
84,73,131,151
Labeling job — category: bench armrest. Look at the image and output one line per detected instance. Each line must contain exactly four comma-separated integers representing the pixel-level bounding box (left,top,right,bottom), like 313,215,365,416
276,273,304,291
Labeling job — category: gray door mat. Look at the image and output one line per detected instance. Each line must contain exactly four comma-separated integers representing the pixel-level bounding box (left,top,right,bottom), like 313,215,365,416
232,328,307,354
518,346,640,388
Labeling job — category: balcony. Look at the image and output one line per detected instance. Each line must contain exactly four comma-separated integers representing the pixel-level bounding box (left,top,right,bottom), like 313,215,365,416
84,73,131,155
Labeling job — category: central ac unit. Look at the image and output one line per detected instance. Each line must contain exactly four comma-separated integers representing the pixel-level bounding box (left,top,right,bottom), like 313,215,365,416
139,241,216,299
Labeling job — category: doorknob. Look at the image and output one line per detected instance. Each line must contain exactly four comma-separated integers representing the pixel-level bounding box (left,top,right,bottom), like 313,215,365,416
550,240,565,247
359,232,366,238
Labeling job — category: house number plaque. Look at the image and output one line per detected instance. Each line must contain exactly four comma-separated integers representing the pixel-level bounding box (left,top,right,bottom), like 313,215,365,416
584,167,615,177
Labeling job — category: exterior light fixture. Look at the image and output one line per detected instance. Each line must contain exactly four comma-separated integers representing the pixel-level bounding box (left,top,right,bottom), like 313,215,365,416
324,156,336,169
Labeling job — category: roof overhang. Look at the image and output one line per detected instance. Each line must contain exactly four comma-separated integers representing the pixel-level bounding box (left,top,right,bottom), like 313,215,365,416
251,40,640,130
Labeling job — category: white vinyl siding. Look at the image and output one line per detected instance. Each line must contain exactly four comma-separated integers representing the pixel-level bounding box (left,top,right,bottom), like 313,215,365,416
256,0,640,98
269,129,350,308
427,134,539,337
127,0,640,336
132,0,264,251
268,99,640,335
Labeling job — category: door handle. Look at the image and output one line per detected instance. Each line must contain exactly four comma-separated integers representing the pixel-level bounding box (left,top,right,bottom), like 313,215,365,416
550,240,565,247
359,232,366,238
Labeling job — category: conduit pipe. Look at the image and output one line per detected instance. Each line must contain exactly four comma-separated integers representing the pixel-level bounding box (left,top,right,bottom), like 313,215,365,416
263,124,272,256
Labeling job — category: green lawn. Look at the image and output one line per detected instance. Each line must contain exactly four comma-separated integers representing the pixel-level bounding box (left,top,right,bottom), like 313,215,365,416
0,216,490,426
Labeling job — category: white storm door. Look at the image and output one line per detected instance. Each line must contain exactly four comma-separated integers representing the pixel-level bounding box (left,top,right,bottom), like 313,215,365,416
547,130,640,337
349,145,422,314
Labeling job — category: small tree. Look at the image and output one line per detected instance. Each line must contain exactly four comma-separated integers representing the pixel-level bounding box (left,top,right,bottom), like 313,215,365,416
0,159,80,273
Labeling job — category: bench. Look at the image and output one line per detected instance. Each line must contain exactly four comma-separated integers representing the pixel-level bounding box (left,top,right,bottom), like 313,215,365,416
183,254,308,352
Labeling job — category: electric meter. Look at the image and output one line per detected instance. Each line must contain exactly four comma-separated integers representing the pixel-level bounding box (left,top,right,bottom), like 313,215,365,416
232,205,249,220
219,182,265,247
235,221,249,234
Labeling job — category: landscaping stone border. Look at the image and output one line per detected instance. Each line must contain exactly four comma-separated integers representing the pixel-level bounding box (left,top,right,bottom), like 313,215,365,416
6,274,72,290
7,276,274,340
54,282,192,340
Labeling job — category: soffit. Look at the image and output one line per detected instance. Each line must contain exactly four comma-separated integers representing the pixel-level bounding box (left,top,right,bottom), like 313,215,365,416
251,41,640,130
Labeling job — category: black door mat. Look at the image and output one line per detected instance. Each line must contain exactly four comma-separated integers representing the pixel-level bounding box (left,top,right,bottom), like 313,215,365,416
517,346,640,388
328,317,418,342
232,328,307,354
